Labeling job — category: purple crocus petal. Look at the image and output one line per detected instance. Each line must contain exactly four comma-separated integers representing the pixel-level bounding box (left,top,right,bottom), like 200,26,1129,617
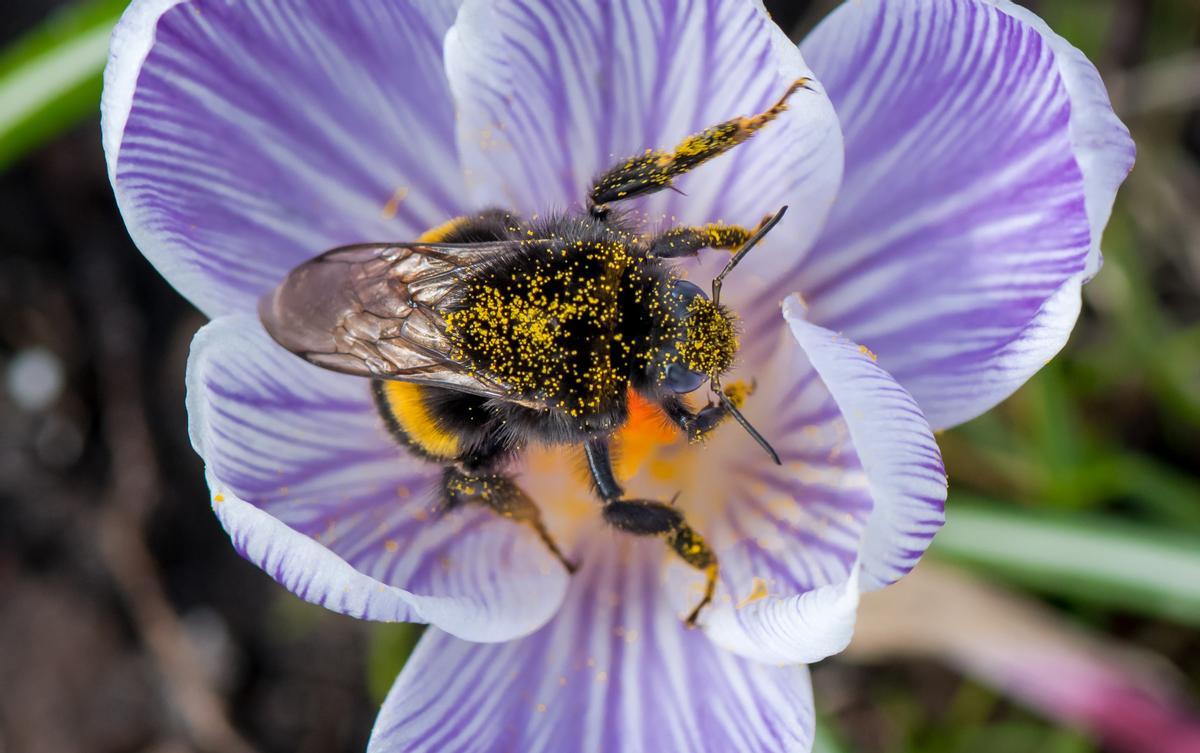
782,297,947,591
772,0,1135,429
696,326,870,597
369,537,814,753
187,316,570,642
443,0,843,281
103,0,468,318
700,297,945,663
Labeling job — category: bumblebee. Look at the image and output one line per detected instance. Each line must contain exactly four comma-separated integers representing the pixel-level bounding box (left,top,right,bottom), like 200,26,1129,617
260,79,810,626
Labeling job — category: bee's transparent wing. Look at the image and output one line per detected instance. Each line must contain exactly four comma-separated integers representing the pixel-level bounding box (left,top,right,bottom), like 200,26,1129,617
258,242,535,403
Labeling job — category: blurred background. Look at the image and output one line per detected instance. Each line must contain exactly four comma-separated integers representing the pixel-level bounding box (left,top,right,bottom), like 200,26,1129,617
0,0,1197,751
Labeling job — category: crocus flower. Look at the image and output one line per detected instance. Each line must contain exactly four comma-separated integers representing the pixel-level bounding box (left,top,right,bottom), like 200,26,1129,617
102,0,1134,750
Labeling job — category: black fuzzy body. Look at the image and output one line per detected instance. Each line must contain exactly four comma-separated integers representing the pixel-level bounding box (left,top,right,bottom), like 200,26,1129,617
427,208,681,461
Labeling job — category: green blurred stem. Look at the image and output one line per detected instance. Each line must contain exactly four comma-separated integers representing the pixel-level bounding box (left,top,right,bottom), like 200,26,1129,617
366,622,426,705
813,719,854,753
933,498,1200,625
0,0,127,170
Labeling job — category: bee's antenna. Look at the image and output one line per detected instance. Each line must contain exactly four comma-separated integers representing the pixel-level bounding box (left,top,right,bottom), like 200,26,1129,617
711,205,788,307
713,380,782,466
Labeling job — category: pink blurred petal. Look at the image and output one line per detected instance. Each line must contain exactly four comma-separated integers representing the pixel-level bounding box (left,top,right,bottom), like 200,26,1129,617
848,563,1200,753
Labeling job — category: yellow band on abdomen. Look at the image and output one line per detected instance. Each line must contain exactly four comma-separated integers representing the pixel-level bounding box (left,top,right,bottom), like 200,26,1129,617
375,381,461,461
417,216,471,243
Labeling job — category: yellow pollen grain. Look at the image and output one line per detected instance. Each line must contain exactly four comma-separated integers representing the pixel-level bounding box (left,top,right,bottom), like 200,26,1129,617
213,493,224,503
721,379,753,409
380,186,409,220
736,577,770,609
677,296,737,380
444,239,647,415
734,580,772,609
858,344,878,362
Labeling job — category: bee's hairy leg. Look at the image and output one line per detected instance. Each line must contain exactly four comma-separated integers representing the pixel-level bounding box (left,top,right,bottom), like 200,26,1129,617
442,466,577,573
584,438,719,627
660,380,757,441
647,221,763,259
588,77,812,213
660,394,730,442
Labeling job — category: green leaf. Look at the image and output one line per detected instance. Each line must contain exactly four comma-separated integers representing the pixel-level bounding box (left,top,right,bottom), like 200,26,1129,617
932,497,1200,625
812,720,854,753
366,622,426,705
0,0,127,170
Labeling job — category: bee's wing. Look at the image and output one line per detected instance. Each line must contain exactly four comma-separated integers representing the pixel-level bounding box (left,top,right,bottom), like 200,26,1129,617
258,241,538,404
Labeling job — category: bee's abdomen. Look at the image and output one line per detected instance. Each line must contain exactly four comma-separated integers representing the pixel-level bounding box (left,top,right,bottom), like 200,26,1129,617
372,381,463,462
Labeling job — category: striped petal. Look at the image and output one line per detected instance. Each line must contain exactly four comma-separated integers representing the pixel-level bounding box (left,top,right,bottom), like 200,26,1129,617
187,316,569,642
764,0,1135,429
103,0,468,318
782,298,947,591
701,298,946,663
444,0,843,283
369,537,814,753
693,325,871,601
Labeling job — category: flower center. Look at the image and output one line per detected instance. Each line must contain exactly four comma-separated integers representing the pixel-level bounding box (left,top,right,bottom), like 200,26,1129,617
519,388,739,552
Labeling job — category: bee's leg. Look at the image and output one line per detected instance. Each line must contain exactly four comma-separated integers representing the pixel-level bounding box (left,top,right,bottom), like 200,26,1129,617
660,394,730,442
645,205,787,258
588,78,811,214
584,438,718,626
442,466,577,573
646,221,761,259
660,381,756,441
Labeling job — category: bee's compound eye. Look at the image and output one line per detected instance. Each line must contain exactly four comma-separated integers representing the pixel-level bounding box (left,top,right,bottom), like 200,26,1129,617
671,279,708,303
663,362,706,394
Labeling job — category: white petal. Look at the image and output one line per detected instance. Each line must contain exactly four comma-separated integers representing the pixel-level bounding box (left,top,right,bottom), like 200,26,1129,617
444,0,843,285
104,0,468,316
773,0,1135,429
370,536,815,753
188,315,569,641
783,296,947,591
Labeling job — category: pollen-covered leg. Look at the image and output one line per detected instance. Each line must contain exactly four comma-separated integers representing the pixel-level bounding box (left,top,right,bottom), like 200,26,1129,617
601,499,719,627
588,78,812,210
586,437,719,625
648,222,759,259
442,467,576,573
647,209,784,259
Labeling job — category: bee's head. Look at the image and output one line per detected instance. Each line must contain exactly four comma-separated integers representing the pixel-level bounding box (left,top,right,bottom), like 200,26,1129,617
658,279,738,394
